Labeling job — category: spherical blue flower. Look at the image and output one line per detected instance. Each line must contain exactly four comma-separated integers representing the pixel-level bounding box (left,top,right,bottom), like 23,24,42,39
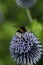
9,31,43,65
15,0,36,8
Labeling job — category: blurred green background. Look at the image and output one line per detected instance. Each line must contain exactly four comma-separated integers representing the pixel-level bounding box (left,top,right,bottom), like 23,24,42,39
0,0,43,65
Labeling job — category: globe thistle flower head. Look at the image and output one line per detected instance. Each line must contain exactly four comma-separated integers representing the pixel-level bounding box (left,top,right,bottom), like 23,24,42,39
16,0,36,8
9,31,43,65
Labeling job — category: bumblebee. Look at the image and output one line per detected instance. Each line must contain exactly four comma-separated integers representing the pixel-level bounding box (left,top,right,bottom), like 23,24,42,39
16,26,27,37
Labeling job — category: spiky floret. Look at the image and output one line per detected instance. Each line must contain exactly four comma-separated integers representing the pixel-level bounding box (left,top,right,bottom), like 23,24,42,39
16,0,36,8
9,32,43,65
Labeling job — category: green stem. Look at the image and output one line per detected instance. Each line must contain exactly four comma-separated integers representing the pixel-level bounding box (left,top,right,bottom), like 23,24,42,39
26,8,33,22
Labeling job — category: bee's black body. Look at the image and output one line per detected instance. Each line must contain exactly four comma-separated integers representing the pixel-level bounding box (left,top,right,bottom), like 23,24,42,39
17,26,27,33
